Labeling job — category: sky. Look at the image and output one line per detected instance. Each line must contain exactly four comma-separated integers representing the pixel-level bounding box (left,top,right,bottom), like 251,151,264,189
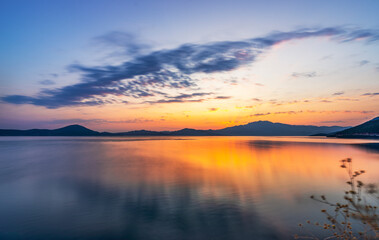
0,0,379,131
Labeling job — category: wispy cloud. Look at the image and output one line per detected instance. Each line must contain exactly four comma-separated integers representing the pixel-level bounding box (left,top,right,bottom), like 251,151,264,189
332,91,344,96
269,99,299,106
251,112,271,117
214,96,231,99
358,60,369,66
144,92,212,104
145,99,205,104
94,31,151,57
249,110,374,118
208,108,218,112
336,97,359,101
291,71,317,78
306,110,374,114
39,79,56,86
320,55,333,61
361,92,379,96
168,92,212,100
2,26,379,108
250,111,302,117
46,118,155,125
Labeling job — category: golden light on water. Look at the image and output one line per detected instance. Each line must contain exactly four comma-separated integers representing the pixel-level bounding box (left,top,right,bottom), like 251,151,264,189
96,137,379,198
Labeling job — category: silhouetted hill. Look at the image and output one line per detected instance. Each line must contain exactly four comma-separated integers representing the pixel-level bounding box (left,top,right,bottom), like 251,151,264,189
170,128,217,136
0,124,100,136
110,130,168,136
0,121,349,136
217,121,347,136
105,128,217,136
52,125,99,136
329,117,379,138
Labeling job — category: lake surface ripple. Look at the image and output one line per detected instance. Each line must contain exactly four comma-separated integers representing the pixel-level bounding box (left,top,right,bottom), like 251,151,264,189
0,136,378,240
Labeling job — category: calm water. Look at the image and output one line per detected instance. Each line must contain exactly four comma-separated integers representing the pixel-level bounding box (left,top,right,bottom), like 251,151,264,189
0,136,378,240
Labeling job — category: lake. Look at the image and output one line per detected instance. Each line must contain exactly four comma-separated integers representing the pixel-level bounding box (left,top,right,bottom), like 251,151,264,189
0,136,378,240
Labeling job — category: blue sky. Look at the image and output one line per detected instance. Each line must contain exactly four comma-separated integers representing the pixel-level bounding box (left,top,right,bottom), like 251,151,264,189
0,0,379,130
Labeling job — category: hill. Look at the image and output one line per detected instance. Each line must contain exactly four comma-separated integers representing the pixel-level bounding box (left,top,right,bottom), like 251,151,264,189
0,124,100,136
0,121,349,136
330,117,379,138
217,120,346,136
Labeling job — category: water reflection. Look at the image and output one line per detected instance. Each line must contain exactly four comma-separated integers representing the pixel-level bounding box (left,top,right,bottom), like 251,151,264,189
0,137,378,240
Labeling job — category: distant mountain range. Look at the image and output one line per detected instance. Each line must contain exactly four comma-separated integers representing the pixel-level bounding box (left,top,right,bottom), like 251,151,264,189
0,120,351,137
328,117,379,138
0,125,99,136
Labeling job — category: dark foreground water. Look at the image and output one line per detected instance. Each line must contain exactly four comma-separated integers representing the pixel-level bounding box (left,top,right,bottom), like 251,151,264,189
0,136,378,240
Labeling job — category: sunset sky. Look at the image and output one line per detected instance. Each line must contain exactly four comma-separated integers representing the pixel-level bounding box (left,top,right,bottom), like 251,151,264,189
1,0,379,131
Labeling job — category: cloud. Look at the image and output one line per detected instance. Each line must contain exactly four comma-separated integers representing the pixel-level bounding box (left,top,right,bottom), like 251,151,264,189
250,111,303,117
320,55,333,61
252,98,262,101
249,110,374,118
168,92,212,100
361,92,379,96
208,108,218,112
94,31,150,57
249,110,304,116
291,71,317,78
336,97,359,101
273,111,302,115
144,92,212,104
214,96,231,99
145,99,204,104
3,26,379,108
269,99,299,106
307,110,374,114
39,79,56,85
332,91,344,96
358,60,369,66
0,117,157,129
251,112,271,117
45,118,155,125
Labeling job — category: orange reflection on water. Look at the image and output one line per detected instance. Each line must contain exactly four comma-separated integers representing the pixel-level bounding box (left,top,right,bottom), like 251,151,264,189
87,136,379,235
98,136,379,202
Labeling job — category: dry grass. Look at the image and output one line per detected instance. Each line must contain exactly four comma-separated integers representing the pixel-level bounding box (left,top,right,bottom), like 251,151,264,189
295,158,379,240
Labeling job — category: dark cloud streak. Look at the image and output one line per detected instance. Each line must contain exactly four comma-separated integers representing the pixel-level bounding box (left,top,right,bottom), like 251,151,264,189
332,91,344,96
2,26,379,108
144,99,205,104
214,96,231,99
361,92,379,96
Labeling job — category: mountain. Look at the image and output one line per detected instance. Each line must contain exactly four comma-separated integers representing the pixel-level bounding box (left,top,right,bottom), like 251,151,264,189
217,121,347,136
51,125,100,136
170,128,217,136
0,124,100,136
329,117,379,138
0,121,349,136
110,130,168,136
